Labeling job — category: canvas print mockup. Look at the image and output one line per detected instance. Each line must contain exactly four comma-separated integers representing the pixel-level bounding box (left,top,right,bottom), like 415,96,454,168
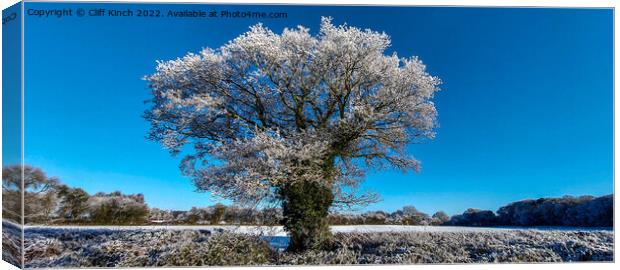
1,1,614,268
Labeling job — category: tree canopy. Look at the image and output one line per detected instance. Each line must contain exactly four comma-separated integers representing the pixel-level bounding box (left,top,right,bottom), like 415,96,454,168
145,18,440,209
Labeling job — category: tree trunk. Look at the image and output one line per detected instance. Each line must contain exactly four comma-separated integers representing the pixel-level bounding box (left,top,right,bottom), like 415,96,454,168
279,180,334,252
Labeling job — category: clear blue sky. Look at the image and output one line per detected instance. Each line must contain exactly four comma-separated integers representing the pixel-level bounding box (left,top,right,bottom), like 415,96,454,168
20,3,612,215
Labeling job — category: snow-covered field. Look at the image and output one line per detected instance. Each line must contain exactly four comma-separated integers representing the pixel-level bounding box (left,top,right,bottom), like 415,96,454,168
3,221,612,267
23,224,612,237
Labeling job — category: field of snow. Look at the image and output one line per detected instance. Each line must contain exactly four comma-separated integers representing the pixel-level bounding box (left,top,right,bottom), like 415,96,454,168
23,224,612,237
3,221,612,267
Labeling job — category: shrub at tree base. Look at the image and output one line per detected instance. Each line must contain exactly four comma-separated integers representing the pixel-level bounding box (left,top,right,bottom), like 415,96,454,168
280,181,334,252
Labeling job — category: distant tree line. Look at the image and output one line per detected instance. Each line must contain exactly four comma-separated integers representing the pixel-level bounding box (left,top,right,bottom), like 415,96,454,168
148,205,450,226
328,206,450,226
3,165,149,225
445,195,613,227
149,205,283,226
2,165,613,227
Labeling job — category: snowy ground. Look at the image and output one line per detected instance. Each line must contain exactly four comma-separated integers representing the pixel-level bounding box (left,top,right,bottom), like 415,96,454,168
23,224,612,236
10,221,613,267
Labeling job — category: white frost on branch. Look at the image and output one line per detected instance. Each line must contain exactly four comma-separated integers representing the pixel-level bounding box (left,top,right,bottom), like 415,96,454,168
145,17,441,207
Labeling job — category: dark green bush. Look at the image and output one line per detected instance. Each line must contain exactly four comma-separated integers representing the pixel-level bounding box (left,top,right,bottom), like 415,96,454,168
279,180,334,252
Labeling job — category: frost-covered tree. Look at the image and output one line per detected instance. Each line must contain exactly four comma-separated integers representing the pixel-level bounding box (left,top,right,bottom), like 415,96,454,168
211,203,227,225
145,18,440,251
3,165,60,224
88,191,149,225
56,185,90,221
149,208,174,223
431,211,450,225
